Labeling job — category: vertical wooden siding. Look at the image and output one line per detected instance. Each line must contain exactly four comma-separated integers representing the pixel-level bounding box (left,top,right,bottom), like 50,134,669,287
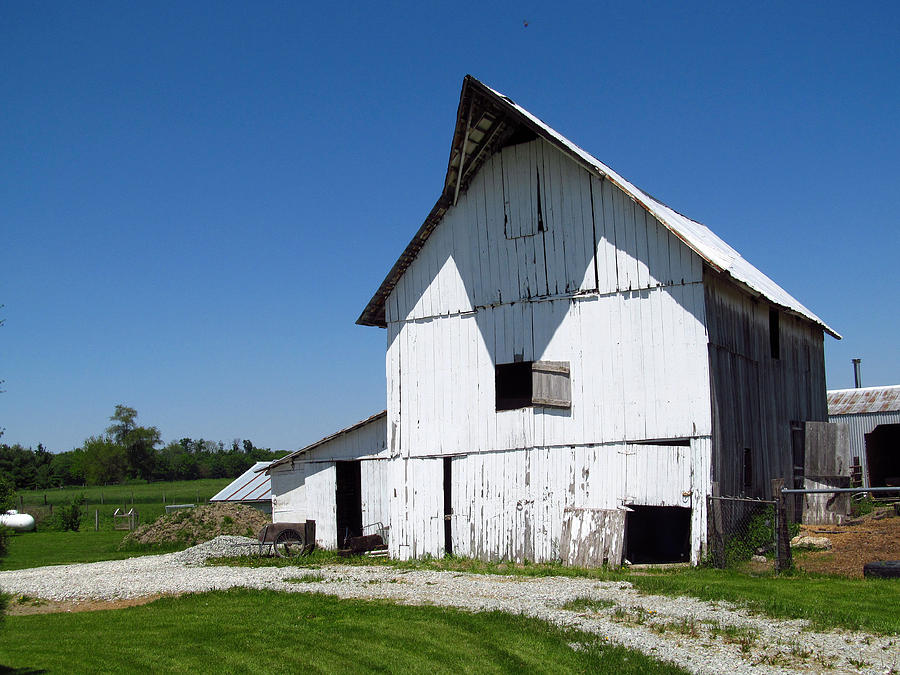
385,137,717,563
705,271,827,497
269,415,390,548
388,439,711,564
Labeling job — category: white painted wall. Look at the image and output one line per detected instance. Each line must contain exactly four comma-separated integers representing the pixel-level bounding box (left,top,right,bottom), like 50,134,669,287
268,415,390,549
383,138,714,563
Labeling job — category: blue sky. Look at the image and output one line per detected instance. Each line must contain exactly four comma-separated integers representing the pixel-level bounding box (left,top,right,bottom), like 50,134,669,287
2,2,898,452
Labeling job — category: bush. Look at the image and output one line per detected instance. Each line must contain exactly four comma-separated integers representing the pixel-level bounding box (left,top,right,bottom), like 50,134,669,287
49,495,85,531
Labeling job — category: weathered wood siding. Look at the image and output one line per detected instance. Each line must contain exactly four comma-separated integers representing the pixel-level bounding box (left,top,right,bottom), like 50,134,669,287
705,271,827,498
388,440,711,563
384,138,717,563
269,415,389,548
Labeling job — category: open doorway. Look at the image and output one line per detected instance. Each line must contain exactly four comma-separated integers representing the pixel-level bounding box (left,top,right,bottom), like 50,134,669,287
335,461,362,548
865,424,900,487
443,457,453,555
624,506,691,564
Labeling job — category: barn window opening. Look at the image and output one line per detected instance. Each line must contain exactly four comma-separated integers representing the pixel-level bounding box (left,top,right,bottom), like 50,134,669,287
496,362,533,410
743,448,753,492
495,360,571,411
624,505,691,564
769,308,780,359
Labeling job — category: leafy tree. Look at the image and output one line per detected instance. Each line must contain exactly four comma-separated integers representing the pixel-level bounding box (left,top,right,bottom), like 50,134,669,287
107,405,161,481
82,436,127,485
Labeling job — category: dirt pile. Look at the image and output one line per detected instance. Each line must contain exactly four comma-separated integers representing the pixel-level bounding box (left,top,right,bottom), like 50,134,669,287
795,506,900,577
119,503,269,549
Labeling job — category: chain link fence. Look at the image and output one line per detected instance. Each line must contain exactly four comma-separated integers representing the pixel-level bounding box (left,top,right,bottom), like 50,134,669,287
706,496,778,568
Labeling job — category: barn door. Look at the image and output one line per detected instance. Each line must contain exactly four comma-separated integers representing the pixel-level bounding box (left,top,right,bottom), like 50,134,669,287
623,444,692,506
335,461,362,548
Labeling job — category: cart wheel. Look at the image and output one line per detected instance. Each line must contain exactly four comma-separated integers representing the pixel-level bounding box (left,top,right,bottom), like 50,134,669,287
273,529,305,558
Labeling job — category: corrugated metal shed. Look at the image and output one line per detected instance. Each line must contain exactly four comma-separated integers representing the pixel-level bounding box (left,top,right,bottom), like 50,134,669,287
827,385,900,487
210,461,273,504
357,75,839,339
827,385,900,415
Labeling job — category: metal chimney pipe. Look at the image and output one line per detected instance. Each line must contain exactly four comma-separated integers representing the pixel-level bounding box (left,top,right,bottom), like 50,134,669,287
852,358,862,388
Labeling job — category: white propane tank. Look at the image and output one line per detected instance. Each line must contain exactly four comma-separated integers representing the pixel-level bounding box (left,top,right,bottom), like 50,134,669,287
0,510,36,532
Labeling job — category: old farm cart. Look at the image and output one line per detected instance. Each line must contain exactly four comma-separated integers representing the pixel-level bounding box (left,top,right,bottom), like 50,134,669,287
257,520,317,557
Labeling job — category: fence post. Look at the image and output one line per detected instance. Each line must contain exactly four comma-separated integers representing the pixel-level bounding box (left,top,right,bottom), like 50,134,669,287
772,478,792,572
710,481,724,567
95,509,99,531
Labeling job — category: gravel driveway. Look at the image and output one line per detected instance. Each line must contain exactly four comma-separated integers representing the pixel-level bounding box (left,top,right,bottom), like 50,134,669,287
1,536,897,674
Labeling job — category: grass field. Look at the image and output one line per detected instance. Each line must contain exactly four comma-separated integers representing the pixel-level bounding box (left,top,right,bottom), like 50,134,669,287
0,589,688,674
0,530,189,571
11,478,233,532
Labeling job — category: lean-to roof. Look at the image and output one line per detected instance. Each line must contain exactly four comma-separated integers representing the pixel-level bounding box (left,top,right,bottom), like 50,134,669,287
265,410,387,471
357,75,838,339
210,461,272,503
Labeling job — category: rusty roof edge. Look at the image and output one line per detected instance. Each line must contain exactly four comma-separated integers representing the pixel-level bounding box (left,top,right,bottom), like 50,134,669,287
266,410,387,471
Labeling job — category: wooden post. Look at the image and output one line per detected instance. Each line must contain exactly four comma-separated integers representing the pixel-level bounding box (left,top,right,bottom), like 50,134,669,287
18,495,23,510
710,482,724,567
95,509,99,531
100,490,104,505
772,478,792,573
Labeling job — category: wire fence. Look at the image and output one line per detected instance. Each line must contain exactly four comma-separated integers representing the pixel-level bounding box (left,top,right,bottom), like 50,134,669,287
706,495,778,568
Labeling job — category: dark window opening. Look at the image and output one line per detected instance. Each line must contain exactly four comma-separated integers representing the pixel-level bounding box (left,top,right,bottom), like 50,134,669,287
496,362,533,410
743,448,753,492
624,506,692,564
443,457,453,555
335,461,362,548
865,424,900,488
769,309,780,359
495,360,572,411
627,438,692,447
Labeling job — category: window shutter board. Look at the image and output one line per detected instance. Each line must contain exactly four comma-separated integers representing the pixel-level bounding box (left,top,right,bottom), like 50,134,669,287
533,361,570,374
532,361,571,409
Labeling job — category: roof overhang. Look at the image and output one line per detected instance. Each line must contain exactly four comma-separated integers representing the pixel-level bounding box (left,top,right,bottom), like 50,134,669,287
265,410,387,472
357,75,839,339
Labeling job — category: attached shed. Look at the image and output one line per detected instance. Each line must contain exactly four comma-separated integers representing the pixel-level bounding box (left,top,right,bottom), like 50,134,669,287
267,412,389,549
828,385,900,488
358,76,839,565
209,461,273,514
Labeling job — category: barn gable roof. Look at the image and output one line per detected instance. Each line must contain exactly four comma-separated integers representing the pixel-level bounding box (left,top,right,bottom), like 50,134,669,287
357,75,839,339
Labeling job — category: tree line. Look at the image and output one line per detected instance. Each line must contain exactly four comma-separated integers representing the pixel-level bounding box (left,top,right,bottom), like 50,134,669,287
0,405,289,490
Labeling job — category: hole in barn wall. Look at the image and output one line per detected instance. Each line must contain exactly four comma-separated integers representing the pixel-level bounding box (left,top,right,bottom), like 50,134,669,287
624,506,692,564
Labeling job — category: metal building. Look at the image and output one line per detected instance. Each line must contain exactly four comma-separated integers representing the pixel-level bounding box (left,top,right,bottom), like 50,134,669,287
210,461,273,514
827,385,900,487
357,76,839,566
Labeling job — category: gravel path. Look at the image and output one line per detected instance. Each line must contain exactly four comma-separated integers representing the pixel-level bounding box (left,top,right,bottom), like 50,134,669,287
1,536,897,674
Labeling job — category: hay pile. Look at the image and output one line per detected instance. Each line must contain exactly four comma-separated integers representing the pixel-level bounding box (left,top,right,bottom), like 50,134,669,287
119,503,269,549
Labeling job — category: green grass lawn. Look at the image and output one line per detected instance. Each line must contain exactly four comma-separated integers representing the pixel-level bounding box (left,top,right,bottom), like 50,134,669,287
213,552,900,635
0,589,688,674
17,478,232,510
628,567,900,635
0,530,188,571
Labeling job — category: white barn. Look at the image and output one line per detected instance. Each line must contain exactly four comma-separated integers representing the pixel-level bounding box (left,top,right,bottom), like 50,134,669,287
357,76,839,565
267,412,389,549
